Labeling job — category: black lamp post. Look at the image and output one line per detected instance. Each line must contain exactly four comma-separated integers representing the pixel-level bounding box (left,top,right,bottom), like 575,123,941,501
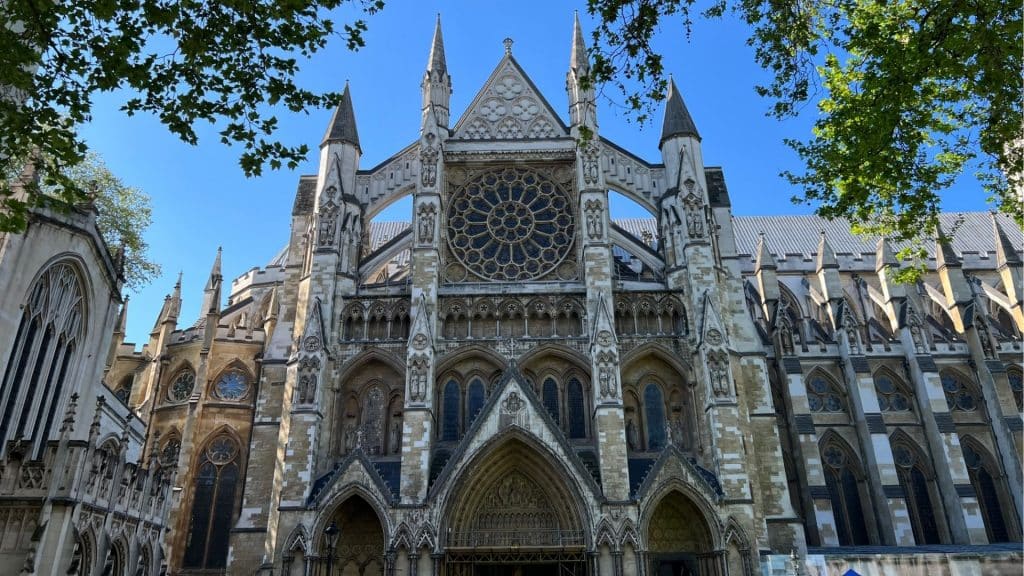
324,521,340,576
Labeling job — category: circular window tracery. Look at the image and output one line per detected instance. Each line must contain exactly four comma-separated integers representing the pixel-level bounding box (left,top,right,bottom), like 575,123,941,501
447,167,575,281
213,370,249,401
168,370,195,403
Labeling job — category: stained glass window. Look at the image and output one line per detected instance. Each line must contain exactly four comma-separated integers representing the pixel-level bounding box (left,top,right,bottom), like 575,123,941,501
807,375,846,413
168,370,195,402
821,443,870,545
467,379,485,424
963,442,1010,542
183,434,240,569
542,378,560,423
892,442,941,544
160,437,181,467
940,371,980,412
875,373,911,412
213,370,249,401
567,378,586,439
446,167,575,281
113,377,133,405
442,380,461,442
644,384,666,450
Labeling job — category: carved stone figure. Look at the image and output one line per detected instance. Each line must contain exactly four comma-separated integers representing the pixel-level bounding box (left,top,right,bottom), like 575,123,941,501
709,352,730,398
417,203,437,244
685,205,704,238
584,199,603,240
389,418,402,454
409,355,429,403
344,423,357,452
317,201,339,247
975,319,994,358
581,143,600,186
420,133,439,187
626,417,638,450
779,322,795,356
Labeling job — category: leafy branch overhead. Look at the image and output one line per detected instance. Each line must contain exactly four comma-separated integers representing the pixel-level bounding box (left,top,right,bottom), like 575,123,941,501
585,0,1022,281
0,0,384,232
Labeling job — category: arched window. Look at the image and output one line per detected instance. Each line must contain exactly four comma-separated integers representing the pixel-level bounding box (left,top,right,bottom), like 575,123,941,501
542,377,560,423
940,371,981,413
821,440,870,545
1007,368,1022,412
962,441,1011,542
167,369,196,403
183,434,241,569
874,371,912,412
0,262,84,457
467,378,486,424
644,384,666,450
806,373,847,413
891,440,942,544
212,368,250,401
567,377,586,439
442,380,461,442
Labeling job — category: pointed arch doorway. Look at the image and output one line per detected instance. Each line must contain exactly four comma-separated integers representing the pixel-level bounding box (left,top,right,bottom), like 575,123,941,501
442,436,588,576
645,491,721,576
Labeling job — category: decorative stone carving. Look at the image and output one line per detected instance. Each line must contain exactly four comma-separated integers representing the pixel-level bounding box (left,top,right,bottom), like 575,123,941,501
596,351,619,401
975,317,995,359
420,133,439,188
706,328,723,347
408,354,429,403
317,201,339,247
502,391,523,414
584,198,604,240
417,202,437,244
907,308,927,353
389,416,402,454
626,417,639,450
683,193,705,239
303,335,322,353
707,350,731,398
581,142,600,186
296,356,321,405
454,63,564,141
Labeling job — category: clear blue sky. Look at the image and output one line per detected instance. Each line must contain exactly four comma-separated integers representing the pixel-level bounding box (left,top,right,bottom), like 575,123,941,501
78,1,991,347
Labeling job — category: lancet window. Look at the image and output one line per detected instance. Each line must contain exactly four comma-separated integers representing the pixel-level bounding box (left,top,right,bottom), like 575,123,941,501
961,440,1012,542
891,439,942,544
806,373,847,414
1007,368,1022,412
643,383,667,450
821,438,870,545
0,261,85,457
183,434,241,569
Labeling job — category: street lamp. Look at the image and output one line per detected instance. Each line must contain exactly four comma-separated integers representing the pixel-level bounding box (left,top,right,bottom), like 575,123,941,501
324,521,340,576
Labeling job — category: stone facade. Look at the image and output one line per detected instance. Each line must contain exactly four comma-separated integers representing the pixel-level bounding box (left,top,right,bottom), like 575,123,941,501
4,14,1022,576
0,171,172,576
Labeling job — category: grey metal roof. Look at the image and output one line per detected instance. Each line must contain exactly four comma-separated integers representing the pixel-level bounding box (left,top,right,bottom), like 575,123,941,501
291,176,317,216
731,211,1022,262
321,84,360,150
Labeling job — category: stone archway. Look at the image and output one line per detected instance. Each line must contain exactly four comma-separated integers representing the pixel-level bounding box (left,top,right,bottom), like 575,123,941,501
645,491,719,576
442,436,588,576
319,495,387,576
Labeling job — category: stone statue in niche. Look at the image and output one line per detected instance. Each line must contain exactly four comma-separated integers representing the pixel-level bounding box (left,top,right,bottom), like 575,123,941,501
975,318,995,358
409,355,429,403
317,201,339,247
670,417,686,449
297,373,317,404
584,199,603,240
344,423,357,452
685,204,704,239
420,133,439,188
625,417,638,450
597,352,618,400
909,319,926,353
581,142,600,186
389,417,402,454
779,322,795,356
846,325,861,354
708,352,730,398
417,203,437,244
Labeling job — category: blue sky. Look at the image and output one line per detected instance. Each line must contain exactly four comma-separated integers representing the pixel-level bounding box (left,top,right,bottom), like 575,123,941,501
78,1,991,346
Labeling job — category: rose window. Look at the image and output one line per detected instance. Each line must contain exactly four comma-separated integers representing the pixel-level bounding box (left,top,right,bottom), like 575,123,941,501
447,167,575,281
168,370,195,402
214,370,248,401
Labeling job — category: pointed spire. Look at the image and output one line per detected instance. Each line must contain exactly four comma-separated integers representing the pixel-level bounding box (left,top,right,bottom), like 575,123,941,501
992,213,1021,267
427,14,447,74
755,233,777,271
660,77,700,147
205,246,222,291
816,231,838,271
570,11,589,73
934,221,960,269
322,83,361,150
202,247,223,315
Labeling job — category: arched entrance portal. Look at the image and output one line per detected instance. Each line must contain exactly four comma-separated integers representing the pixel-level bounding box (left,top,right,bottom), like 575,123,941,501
646,491,719,576
443,436,587,576
319,495,386,576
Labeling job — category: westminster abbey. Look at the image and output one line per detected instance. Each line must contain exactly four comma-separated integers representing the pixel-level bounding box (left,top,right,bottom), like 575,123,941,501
0,14,1021,576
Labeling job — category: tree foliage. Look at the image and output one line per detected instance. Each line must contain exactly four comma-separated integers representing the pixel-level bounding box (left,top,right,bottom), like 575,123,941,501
5,152,160,289
0,0,384,233
586,0,1022,280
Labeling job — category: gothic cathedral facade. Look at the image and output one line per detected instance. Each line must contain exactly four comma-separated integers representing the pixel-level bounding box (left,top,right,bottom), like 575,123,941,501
2,14,1022,576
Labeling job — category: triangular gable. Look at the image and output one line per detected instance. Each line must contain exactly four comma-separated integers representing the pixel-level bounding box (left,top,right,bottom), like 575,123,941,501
452,55,568,140
299,297,327,353
306,448,396,506
633,445,723,504
427,364,601,502
699,291,729,349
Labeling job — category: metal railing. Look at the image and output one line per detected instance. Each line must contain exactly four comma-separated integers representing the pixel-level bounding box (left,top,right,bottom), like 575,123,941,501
447,529,585,549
